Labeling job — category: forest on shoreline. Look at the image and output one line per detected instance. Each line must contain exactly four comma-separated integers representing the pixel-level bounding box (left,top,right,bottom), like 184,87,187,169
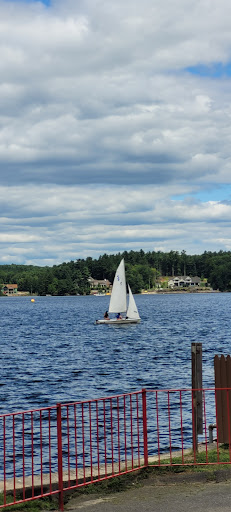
0,249,231,296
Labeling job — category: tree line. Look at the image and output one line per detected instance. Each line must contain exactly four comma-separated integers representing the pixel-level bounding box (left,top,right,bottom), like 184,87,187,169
0,249,231,295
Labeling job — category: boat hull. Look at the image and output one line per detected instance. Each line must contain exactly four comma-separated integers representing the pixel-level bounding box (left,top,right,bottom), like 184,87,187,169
96,318,141,325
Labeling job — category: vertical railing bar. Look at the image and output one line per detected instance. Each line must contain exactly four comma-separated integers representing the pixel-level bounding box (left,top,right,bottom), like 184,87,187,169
203,390,208,463
130,394,134,469
96,401,100,478
103,399,107,477
3,417,6,506
48,409,52,493
168,392,172,465
117,396,121,474
40,410,43,494
136,394,141,467
124,395,127,471
191,389,197,463
31,412,34,497
89,402,93,481
13,414,16,502
142,389,148,467
180,391,184,464
215,388,220,462
82,403,86,484
67,405,70,486
74,404,78,484
57,403,63,511
156,391,160,466
22,413,25,500
110,398,114,475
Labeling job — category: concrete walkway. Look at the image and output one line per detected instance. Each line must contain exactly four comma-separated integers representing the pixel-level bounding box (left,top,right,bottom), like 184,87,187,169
64,472,231,512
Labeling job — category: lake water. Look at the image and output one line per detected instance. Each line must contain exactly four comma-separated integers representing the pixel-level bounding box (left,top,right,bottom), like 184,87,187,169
0,292,230,415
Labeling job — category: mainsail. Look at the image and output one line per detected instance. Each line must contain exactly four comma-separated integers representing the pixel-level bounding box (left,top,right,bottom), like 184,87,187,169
108,259,127,313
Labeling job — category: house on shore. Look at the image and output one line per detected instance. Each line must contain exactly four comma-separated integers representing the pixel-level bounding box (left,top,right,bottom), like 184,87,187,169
88,277,111,294
168,276,201,288
1,284,18,295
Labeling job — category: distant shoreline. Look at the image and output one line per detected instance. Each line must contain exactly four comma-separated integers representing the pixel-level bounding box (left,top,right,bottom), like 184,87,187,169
141,289,220,295
1,289,221,298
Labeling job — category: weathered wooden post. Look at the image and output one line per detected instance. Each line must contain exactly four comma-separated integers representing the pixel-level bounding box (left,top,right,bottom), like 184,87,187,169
191,343,203,452
214,354,231,444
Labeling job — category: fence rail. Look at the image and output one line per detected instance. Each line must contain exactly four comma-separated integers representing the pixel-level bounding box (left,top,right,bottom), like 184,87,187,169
0,388,231,509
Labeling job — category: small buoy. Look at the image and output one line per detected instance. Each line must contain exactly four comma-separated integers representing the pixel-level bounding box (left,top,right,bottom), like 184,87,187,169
31,298,35,302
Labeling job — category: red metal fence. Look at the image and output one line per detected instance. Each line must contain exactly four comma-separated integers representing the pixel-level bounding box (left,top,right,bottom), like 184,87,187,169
0,388,230,510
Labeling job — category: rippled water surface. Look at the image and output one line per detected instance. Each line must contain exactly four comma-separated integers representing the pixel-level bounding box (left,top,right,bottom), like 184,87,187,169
0,293,230,414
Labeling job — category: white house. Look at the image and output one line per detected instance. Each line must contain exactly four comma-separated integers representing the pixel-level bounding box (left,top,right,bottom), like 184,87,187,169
88,277,111,291
168,276,201,288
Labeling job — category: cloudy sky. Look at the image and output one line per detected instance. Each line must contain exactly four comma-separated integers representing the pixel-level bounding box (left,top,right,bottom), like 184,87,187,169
1,0,231,266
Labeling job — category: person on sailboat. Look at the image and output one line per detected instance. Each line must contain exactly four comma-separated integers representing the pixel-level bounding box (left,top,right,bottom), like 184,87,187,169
104,310,109,319
116,313,122,320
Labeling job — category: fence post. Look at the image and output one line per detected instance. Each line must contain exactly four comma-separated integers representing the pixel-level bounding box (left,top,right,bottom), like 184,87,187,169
191,343,203,453
142,389,148,467
57,403,64,511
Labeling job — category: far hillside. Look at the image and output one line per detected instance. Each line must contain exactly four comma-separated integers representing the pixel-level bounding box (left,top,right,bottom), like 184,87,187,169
0,249,230,295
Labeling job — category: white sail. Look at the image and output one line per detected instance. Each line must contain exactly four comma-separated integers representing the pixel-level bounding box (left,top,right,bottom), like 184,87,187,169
109,259,127,313
126,284,140,320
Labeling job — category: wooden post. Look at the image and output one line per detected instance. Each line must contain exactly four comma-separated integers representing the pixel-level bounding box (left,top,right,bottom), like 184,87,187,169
191,343,203,453
214,354,231,443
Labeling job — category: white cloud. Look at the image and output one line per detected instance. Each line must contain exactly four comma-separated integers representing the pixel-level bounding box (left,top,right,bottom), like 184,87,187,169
1,0,231,263
1,184,231,264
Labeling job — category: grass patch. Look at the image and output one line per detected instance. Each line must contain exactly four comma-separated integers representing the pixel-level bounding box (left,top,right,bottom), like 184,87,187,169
69,470,150,497
150,447,231,472
0,495,57,512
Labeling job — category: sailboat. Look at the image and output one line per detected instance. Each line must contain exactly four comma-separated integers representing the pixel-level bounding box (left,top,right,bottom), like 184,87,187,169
95,259,141,324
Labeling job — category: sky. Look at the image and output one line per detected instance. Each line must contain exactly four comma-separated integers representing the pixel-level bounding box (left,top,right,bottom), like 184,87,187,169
1,0,231,266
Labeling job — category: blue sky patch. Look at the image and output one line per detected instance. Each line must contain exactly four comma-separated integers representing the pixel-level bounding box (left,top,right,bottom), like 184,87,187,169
172,185,231,203
186,62,231,78
4,0,51,5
